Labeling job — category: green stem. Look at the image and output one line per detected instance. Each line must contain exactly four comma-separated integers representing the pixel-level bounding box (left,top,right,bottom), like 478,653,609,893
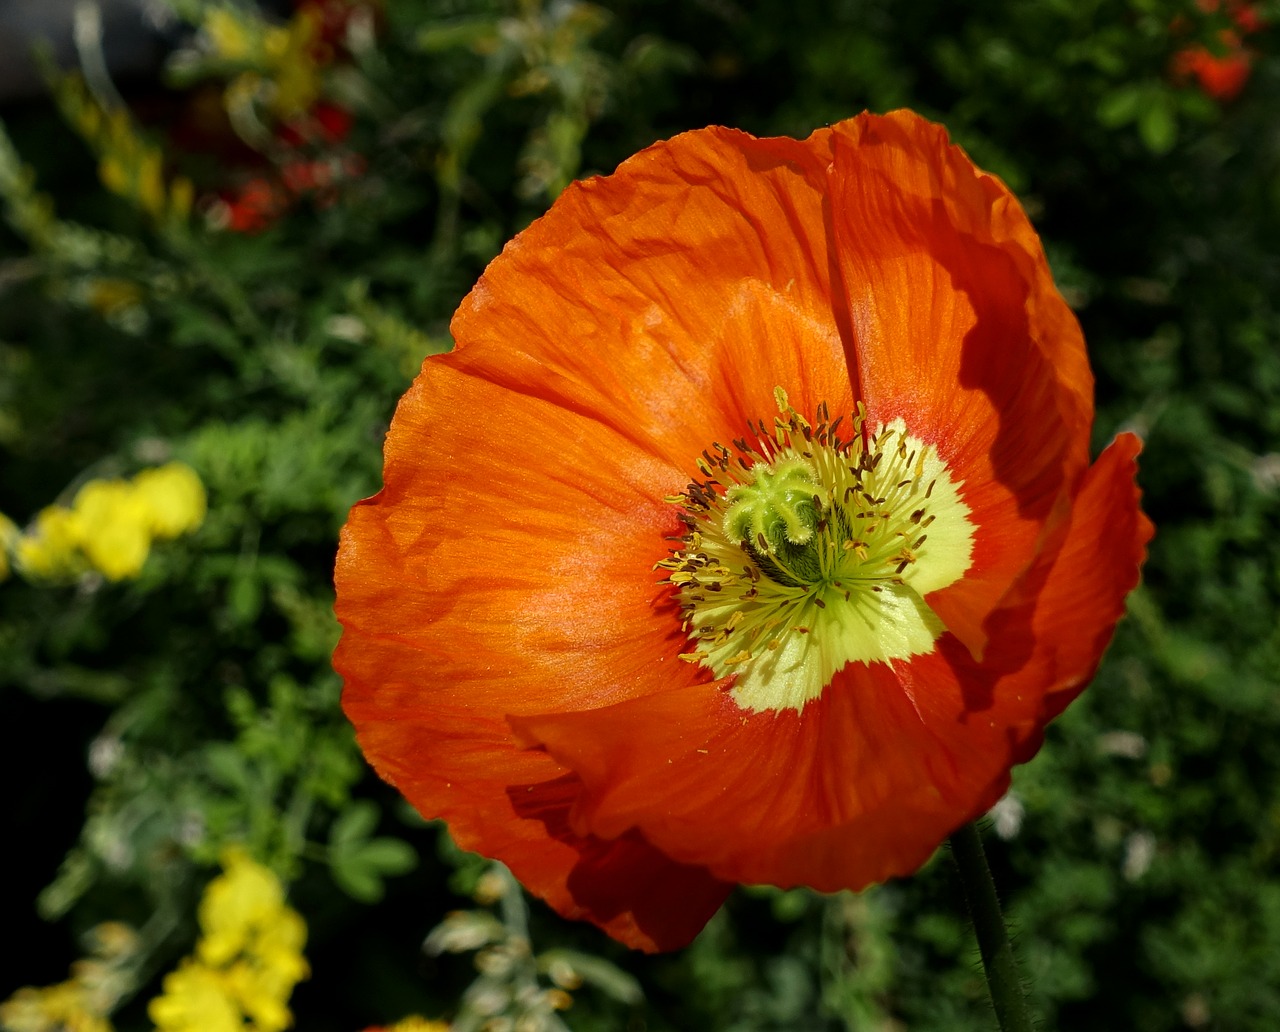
949,822,1035,1032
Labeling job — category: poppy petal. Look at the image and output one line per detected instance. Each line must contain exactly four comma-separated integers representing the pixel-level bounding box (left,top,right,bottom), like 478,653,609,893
335,358,735,950
502,773,733,952
347,689,728,951
447,125,848,469
335,362,694,715
1013,430,1155,733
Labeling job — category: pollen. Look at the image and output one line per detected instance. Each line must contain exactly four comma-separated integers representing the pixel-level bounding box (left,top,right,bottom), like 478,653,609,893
656,389,975,713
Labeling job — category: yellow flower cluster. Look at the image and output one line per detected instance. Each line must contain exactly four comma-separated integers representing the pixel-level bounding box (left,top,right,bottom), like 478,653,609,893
48,72,193,226
3,462,206,584
376,1019,451,1032
203,6,324,120
0,922,140,1032
149,849,309,1032
0,981,113,1032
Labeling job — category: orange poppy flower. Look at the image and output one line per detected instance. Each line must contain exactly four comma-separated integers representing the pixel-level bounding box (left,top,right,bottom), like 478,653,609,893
335,110,1153,952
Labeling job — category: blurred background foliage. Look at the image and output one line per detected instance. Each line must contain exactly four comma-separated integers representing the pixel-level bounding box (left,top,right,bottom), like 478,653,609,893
1,0,1278,1029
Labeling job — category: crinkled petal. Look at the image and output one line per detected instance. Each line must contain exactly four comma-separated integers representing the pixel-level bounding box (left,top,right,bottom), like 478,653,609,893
337,370,734,949
447,125,847,469
1012,431,1155,739
346,691,729,951
335,364,694,715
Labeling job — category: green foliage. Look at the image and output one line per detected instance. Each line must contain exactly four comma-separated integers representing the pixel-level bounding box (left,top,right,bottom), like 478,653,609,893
3,0,1279,1029
329,801,419,903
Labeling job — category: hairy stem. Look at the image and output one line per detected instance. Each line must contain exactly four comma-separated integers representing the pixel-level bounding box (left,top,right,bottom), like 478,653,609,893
949,822,1035,1032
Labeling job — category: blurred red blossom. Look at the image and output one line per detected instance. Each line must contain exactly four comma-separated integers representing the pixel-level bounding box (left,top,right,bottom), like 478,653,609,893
1172,0,1267,101
214,100,365,233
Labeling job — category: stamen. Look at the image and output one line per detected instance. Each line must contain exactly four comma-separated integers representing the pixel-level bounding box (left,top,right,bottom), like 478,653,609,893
659,390,974,712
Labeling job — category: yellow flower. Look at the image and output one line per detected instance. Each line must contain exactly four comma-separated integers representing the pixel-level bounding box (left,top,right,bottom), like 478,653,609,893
71,479,152,581
150,848,309,1032
136,148,168,221
132,463,207,539
223,959,296,1032
82,921,142,964
251,906,308,983
0,979,114,1032
169,175,195,221
46,70,185,227
204,8,257,61
263,13,322,117
0,919,139,1031
8,464,204,585
15,505,86,581
202,4,322,120
148,962,242,1032
388,1020,451,1032
198,848,290,966
98,155,129,198
85,278,144,317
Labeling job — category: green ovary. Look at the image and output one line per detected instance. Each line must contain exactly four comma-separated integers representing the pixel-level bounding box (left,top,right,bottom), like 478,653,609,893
724,457,825,585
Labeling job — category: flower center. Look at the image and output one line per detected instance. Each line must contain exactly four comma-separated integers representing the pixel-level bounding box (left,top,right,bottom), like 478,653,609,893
657,388,974,713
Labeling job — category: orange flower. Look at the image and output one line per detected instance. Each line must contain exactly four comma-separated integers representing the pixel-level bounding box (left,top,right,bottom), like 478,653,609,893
335,111,1153,952
1172,0,1266,101
1172,36,1253,100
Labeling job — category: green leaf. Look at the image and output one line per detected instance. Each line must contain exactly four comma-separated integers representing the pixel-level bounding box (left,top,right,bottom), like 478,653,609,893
330,835,417,903
330,800,379,848
355,837,418,876
330,851,383,902
1096,85,1144,128
227,572,262,625
1139,101,1178,155
205,742,251,791
415,18,497,53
